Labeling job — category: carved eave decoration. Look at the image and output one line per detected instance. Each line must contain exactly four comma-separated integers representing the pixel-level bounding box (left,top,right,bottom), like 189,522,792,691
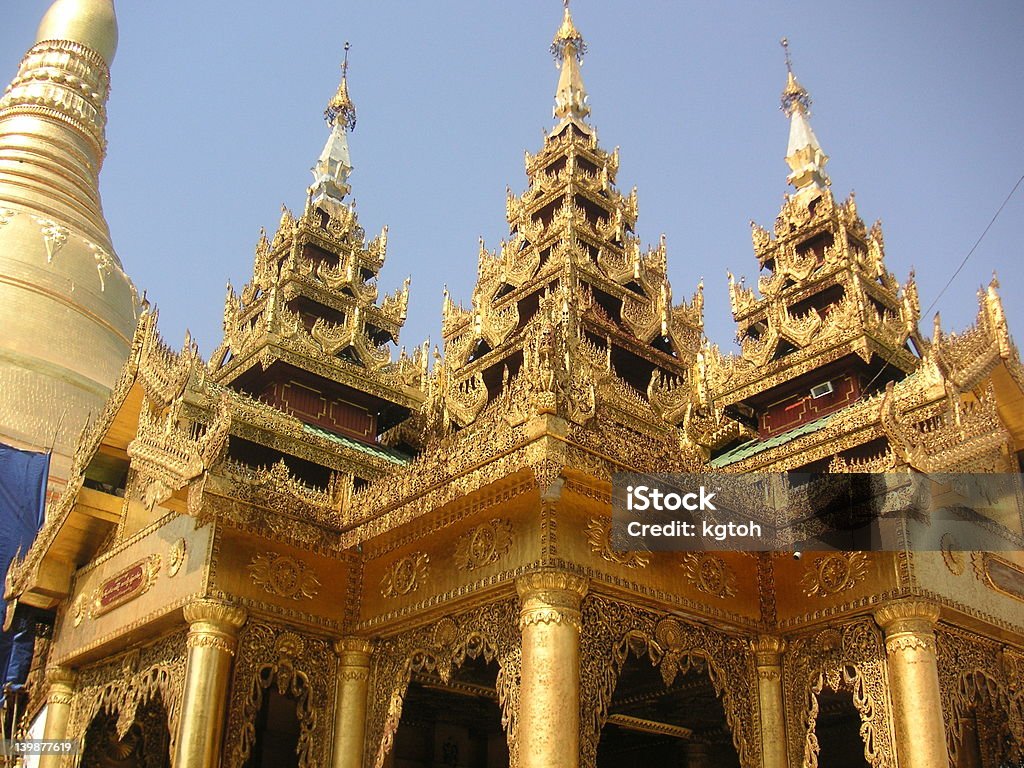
5,309,201,608
209,201,425,405
340,364,703,548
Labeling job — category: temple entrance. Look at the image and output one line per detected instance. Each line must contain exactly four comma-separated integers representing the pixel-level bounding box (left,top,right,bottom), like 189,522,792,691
389,655,509,768
597,654,740,767
80,699,171,768
245,685,302,768
812,690,870,768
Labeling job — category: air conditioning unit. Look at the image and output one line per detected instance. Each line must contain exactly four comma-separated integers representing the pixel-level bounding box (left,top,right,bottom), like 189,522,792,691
810,381,835,399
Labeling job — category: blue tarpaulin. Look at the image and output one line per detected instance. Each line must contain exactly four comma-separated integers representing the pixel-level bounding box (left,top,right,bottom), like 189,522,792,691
0,444,49,691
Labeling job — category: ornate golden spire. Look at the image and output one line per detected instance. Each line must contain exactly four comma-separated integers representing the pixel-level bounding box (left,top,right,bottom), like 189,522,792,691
779,38,829,191
36,0,117,65
325,42,357,131
0,0,136,475
551,0,590,123
312,43,356,208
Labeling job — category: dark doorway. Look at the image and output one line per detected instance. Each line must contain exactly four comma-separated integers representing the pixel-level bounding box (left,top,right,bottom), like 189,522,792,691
597,655,739,767
814,689,870,768
391,655,509,768
80,698,171,768
246,685,302,768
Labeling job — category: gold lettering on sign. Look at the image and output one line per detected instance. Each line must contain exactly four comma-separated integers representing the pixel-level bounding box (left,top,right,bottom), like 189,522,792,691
91,556,161,618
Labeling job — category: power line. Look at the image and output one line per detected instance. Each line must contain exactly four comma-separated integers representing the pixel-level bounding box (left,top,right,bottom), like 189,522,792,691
860,171,1024,399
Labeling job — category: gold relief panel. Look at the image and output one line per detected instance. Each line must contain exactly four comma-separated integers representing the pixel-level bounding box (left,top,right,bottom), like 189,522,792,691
167,538,187,577
680,553,736,598
380,552,429,598
940,533,965,576
248,551,321,601
800,552,869,598
586,517,649,569
454,519,513,571
52,515,213,664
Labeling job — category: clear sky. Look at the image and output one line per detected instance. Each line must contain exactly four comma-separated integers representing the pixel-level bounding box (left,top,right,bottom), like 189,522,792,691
3,2,1023,360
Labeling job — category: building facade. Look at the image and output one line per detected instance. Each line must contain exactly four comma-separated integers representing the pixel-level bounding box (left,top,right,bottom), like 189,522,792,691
4,2,1024,768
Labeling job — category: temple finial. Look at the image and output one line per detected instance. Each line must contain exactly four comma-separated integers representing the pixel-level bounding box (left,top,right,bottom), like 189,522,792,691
779,38,828,191
551,1,590,123
311,43,356,208
325,41,357,131
779,38,811,117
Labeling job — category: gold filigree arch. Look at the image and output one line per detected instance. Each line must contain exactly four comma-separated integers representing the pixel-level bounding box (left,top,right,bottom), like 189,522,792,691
784,619,896,768
937,628,1024,766
579,595,761,768
365,600,521,768
67,632,186,767
222,624,334,768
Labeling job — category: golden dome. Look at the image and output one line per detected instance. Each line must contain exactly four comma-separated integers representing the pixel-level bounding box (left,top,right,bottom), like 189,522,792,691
0,0,136,481
36,0,118,65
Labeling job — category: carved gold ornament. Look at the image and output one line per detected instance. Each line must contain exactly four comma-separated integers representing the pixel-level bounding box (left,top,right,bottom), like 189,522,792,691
72,593,87,627
454,519,513,571
248,552,321,601
167,538,187,577
801,551,869,597
940,533,965,576
586,517,649,569
680,552,736,598
380,552,429,598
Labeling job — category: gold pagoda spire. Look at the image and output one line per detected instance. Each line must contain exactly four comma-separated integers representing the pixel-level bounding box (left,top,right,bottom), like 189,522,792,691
0,0,136,478
312,43,357,208
551,0,590,123
36,0,117,65
325,42,357,131
780,38,829,192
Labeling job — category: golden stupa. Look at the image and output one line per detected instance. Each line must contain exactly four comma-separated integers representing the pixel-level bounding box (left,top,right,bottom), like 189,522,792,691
0,0,137,487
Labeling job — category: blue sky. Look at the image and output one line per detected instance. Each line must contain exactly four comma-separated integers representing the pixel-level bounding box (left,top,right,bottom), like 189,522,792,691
4,2,1023,359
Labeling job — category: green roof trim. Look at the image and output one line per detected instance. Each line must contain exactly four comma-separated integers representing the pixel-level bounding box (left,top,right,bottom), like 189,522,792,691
303,423,411,466
710,411,836,468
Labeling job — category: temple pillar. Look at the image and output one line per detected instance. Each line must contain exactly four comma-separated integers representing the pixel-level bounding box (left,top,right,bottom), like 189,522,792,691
38,666,75,768
874,600,947,768
684,742,713,768
516,570,587,768
173,597,247,768
753,636,789,768
331,638,373,768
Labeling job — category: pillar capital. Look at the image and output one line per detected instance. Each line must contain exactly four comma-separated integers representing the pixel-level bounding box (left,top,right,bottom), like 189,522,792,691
183,597,246,658
752,635,786,665
44,665,76,689
183,597,247,631
517,570,588,632
516,569,587,601
874,599,940,640
333,637,373,658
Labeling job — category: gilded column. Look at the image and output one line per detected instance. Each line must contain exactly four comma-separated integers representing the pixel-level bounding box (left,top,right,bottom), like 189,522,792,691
752,636,789,768
874,600,947,768
684,742,712,768
331,638,373,768
173,598,247,768
38,666,75,768
516,570,588,768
